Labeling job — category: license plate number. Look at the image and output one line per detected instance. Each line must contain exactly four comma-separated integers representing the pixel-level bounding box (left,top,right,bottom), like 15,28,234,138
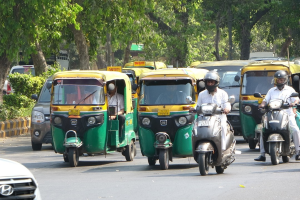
198,120,210,126
158,109,170,116
69,109,80,116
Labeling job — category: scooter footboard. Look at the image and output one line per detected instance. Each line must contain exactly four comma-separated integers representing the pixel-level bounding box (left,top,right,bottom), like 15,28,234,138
267,134,285,142
195,142,214,153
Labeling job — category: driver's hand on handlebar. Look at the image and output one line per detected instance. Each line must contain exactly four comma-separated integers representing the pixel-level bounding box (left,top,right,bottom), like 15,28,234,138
109,115,116,120
223,108,230,114
290,102,296,107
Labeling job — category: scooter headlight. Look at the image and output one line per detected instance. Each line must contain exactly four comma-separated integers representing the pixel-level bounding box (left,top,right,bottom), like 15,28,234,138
178,117,187,125
156,133,167,143
142,117,150,125
201,104,214,114
88,116,96,125
244,105,251,113
269,99,282,109
53,117,62,125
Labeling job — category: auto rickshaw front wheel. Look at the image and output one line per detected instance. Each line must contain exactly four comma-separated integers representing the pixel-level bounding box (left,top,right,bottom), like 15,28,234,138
68,148,79,167
124,140,135,161
159,149,169,170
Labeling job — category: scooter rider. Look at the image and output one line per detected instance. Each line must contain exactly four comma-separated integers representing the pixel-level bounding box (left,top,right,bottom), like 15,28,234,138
197,71,231,151
255,70,300,161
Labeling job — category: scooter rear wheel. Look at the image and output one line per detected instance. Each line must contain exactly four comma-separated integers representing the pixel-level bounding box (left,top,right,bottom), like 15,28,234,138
282,156,289,163
159,149,169,170
198,153,209,176
270,143,280,165
215,166,224,174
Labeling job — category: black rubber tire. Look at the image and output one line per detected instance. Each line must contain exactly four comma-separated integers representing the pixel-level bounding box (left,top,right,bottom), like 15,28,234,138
215,166,224,174
148,157,156,166
159,149,169,170
198,153,209,176
124,140,135,161
282,156,289,163
63,154,69,162
270,143,280,165
248,139,257,150
31,142,42,151
68,148,79,167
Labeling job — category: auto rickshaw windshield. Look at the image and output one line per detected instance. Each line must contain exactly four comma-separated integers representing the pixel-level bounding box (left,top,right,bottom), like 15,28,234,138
52,79,105,105
139,79,195,105
241,71,279,95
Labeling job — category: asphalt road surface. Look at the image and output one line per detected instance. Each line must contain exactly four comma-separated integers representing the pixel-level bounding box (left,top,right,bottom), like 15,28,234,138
1,134,300,200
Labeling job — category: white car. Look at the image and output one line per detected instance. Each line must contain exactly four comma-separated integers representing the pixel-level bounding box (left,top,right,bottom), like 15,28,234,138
3,65,35,95
0,158,41,199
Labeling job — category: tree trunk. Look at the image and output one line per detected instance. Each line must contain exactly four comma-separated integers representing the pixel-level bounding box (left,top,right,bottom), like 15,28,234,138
31,42,47,76
123,41,132,67
240,24,252,60
0,53,11,102
279,37,292,57
68,24,90,70
213,18,221,61
96,54,107,69
228,7,233,60
106,33,112,66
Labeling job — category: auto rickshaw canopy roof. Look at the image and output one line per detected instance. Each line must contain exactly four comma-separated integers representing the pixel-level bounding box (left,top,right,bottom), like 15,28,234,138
122,67,152,77
241,62,292,74
124,61,167,70
189,61,211,68
139,68,208,84
195,60,256,68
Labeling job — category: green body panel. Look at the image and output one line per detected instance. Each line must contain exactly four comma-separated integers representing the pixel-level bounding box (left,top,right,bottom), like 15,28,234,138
138,127,156,156
172,125,193,156
133,98,138,133
240,112,257,139
52,126,66,153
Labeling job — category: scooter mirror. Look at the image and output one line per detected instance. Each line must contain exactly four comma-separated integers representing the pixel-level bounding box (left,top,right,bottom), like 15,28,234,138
228,95,235,104
290,92,299,98
293,75,299,82
254,92,262,98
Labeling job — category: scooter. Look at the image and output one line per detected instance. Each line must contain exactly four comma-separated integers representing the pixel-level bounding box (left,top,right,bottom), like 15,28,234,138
191,102,236,176
254,92,299,165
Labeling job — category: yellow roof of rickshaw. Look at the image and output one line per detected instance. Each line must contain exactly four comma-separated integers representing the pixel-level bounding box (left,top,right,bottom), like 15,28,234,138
123,67,152,77
189,61,211,68
241,62,292,74
124,61,167,69
139,68,208,81
52,70,130,82
195,60,256,68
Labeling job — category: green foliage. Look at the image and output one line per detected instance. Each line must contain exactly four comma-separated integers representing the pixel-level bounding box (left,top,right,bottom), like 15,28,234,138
3,94,35,109
0,103,34,121
40,62,62,80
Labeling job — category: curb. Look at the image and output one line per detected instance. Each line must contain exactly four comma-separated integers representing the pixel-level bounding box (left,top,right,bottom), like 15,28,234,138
0,117,31,138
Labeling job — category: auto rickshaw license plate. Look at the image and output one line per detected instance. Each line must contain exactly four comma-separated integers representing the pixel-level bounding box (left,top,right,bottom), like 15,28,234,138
198,120,210,126
68,109,80,116
158,109,170,116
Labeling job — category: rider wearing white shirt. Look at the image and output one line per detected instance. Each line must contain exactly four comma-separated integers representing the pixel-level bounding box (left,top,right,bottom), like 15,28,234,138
255,70,300,161
197,71,231,151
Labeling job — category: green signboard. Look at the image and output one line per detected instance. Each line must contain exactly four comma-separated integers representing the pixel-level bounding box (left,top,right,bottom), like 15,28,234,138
131,44,143,51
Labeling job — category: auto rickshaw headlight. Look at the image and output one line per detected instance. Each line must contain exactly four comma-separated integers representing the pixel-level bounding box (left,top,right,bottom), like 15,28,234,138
178,117,187,125
142,117,150,125
88,116,96,125
156,134,167,143
244,105,252,113
53,117,62,125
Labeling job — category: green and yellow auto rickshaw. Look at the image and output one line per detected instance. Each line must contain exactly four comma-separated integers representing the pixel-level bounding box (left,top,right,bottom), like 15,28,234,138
137,68,208,169
49,70,136,167
238,61,298,149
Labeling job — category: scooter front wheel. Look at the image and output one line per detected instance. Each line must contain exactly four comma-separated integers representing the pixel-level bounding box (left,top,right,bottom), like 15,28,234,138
159,149,169,170
270,143,280,165
198,153,209,176
68,148,79,167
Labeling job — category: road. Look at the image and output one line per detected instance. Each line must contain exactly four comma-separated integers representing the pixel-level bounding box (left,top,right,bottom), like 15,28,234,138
1,134,300,200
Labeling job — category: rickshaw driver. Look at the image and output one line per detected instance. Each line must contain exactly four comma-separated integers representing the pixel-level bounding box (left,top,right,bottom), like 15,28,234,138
155,84,187,104
255,70,300,161
197,71,231,151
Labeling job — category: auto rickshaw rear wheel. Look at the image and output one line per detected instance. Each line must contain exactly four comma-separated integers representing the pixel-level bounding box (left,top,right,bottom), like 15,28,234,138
198,153,209,176
124,140,135,161
215,166,224,174
147,157,156,166
63,153,69,162
159,149,169,170
282,156,289,163
68,148,79,167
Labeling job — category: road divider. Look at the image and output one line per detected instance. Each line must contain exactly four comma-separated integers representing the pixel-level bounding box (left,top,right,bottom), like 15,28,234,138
0,117,31,138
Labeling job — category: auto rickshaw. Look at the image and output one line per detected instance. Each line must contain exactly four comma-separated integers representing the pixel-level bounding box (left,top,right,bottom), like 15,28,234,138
195,60,256,135
188,61,211,68
238,61,299,149
138,68,208,169
124,61,167,70
49,70,136,167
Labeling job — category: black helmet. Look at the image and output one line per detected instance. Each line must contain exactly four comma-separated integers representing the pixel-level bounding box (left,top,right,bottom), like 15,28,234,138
274,70,288,90
204,71,220,93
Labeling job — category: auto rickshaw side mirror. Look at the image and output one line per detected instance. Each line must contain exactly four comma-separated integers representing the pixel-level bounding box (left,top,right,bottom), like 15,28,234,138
254,92,262,98
31,94,38,100
290,92,299,98
132,83,138,92
293,75,299,82
46,81,52,90
234,75,240,82
228,95,235,104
